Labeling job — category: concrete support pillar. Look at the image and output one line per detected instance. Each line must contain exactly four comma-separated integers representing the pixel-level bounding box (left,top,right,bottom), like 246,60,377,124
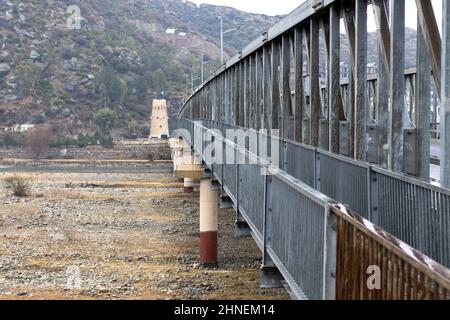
184,178,194,193
200,178,219,267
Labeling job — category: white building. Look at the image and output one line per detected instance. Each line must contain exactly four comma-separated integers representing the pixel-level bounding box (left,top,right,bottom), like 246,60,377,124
4,124,35,133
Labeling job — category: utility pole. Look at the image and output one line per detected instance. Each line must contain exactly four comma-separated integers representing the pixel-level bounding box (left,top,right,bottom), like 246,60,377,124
201,53,204,84
191,71,200,93
216,17,246,66
217,16,224,64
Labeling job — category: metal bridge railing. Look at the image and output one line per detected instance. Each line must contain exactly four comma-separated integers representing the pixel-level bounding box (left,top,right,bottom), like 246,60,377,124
186,119,450,269
179,0,450,186
175,118,450,300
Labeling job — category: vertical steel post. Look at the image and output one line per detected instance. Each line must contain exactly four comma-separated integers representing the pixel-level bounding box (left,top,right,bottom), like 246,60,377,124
355,0,368,161
416,17,431,180
263,45,272,131
441,0,450,188
282,33,293,140
294,27,304,143
389,0,406,172
310,16,320,147
372,0,390,168
261,171,283,288
329,4,343,154
323,208,337,300
272,41,281,132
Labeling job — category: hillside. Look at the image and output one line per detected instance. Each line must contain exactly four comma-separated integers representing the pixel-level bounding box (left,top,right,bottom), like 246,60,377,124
0,0,281,137
0,0,419,139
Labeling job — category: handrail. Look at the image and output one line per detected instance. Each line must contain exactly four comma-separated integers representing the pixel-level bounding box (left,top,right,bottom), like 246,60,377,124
333,204,450,291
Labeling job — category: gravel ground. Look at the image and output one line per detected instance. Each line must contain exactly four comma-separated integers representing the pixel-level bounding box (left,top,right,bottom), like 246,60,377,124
0,163,289,300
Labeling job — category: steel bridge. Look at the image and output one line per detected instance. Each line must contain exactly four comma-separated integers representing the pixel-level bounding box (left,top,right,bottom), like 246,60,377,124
173,0,450,300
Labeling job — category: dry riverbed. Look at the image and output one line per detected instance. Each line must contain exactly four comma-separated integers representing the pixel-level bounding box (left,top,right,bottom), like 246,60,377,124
0,163,289,300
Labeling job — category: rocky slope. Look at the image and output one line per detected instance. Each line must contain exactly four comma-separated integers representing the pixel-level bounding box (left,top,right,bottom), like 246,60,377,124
0,0,419,138
0,0,280,136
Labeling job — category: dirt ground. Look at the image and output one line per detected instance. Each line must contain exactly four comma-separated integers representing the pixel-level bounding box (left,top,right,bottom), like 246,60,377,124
0,162,289,300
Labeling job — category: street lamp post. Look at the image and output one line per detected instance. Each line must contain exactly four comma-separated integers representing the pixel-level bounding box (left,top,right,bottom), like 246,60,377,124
217,16,224,64
216,16,246,65
191,71,200,93
201,53,204,83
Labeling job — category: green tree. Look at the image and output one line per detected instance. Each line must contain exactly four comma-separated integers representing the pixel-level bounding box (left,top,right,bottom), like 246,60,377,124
3,133,22,147
152,69,168,94
127,120,138,136
96,68,125,106
134,77,149,105
94,108,116,134
16,63,43,98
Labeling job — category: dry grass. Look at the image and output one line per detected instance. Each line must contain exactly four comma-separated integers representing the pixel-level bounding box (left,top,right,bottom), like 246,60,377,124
0,169,288,300
2,175,31,197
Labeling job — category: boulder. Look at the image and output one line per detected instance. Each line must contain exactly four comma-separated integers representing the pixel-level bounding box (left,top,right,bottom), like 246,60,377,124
4,12,13,22
30,50,40,60
0,63,11,78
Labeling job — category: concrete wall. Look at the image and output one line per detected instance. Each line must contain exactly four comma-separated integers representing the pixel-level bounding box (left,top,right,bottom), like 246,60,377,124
0,143,171,161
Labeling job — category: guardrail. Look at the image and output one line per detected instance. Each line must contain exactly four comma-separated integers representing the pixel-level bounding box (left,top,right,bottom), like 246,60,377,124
175,118,450,300
187,119,450,269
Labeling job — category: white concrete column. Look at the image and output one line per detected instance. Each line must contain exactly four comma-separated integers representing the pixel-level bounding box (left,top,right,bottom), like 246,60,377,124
199,178,219,267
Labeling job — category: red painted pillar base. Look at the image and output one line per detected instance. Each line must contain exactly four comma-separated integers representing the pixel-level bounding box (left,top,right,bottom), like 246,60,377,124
184,187,194,193
200,231,218,267
184,178,194,194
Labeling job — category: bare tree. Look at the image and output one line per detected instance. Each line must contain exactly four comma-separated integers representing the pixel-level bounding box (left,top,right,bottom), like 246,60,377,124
25,126,53,159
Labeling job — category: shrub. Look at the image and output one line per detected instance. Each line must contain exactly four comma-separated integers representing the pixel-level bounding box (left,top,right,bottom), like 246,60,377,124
2,133,22,147
3,176,30,197
94,108,116,134
25,126,54,159
51,135,76,147
98,133,114,147
147,152,155,163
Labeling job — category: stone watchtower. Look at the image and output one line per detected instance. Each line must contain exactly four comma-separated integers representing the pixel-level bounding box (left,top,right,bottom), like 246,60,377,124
149,99,169,139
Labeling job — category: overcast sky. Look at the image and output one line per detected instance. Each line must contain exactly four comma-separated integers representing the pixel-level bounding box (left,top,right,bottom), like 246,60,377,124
190,0,300,16
190,0,443,32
